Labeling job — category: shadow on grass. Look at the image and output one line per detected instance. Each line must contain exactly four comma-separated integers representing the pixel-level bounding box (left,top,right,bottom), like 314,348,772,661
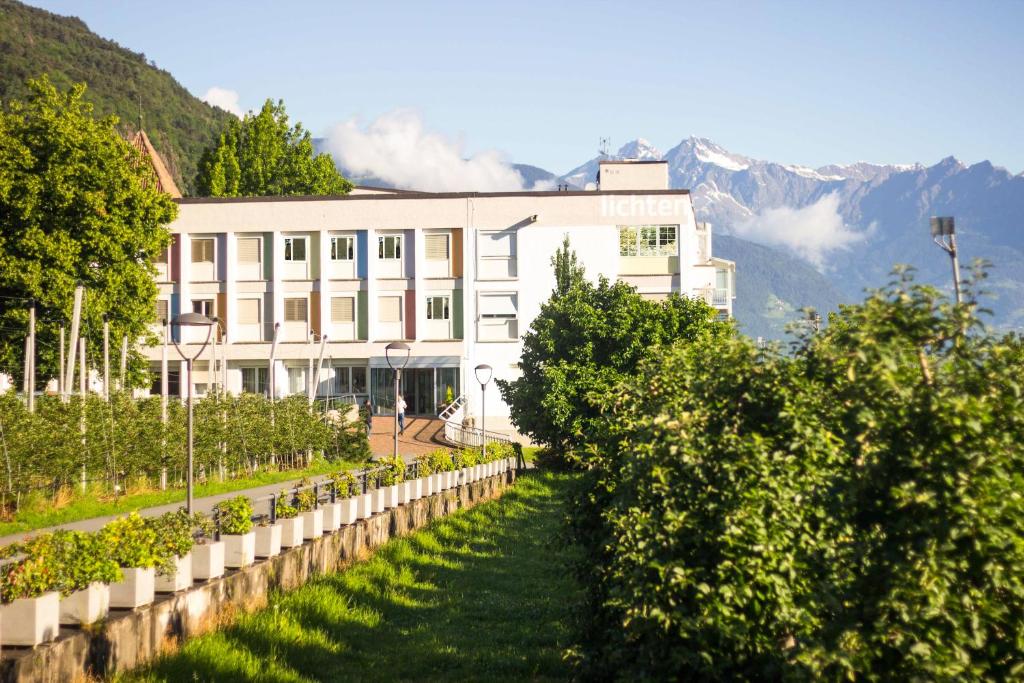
121,471,579,683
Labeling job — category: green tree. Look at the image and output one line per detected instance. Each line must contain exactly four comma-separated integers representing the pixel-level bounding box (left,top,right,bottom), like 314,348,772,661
0,76,177,387
195,99,351,197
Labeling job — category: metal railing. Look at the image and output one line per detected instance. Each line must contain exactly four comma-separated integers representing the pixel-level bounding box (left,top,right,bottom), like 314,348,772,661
442,421,514,450
693,287,731,308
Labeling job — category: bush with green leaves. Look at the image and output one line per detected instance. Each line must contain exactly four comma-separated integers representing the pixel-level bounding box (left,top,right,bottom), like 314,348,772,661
100,512,160,569
425,449,453,473
414,454,434,477
214,496,254,535
453,448,479,469
295,478,317,512
484,441,514,463
331,471,358,499
379,456,405,486
275,491,298,520
0,552,56,603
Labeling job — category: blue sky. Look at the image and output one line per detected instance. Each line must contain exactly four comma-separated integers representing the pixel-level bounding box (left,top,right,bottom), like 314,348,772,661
26,0,1024,175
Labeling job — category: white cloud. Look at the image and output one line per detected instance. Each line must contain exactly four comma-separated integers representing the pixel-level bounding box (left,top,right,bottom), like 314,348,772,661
732,193,864,268
323,110,526,192
201,87,243,117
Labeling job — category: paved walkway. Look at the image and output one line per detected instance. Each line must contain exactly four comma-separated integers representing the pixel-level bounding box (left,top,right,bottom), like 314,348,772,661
368,416,448,458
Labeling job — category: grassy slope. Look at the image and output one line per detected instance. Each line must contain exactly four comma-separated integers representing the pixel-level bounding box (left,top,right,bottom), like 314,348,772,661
0,459,360,538
0,0,232,193
121,471,579,682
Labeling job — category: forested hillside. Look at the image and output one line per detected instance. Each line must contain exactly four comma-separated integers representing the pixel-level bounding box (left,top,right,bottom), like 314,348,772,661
0,0,231,193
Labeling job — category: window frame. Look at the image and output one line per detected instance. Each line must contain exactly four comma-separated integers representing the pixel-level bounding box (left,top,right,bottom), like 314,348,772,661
191,237,215,264
331,236,355,261
283,236,308,262
618,224,678,257
477,291,518,341
425,295,451,321
283,297,309,323
377,295,403,323
424,233,450,261
192,299,215,317
330,296,356,324
377,234,403,260
241,366,269,395
477,230,517,279
237,236,262,264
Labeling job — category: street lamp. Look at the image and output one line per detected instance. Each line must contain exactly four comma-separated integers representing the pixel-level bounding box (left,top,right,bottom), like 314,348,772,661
931,216,962,305
170,312,215,513
385,342,411,459
474,363,493,457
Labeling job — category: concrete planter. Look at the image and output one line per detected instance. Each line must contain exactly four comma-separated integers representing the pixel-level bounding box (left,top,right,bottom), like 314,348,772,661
60,582,109,626
459,467,470,485
223,532,256,568
399,481,411,504
302,509,324,540
1,591,60,646
280,517,304,548
433,473,444,492
358,492,374,519
446,471,457,489
155,553,193,593
372,488,386,514
412,478,424,499
323,502,342,531
255,524,282,558
192,541,225,580
109,567,155,609
424,475,434,496
340,497,359,525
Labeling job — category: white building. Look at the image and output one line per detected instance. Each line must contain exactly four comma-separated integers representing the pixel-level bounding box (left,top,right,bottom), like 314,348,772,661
145,160,735,436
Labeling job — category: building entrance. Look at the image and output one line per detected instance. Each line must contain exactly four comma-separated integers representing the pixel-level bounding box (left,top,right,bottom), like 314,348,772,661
370,366,460,416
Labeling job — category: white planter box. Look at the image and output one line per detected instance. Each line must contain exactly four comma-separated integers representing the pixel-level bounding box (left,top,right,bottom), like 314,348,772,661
1,591,60,645
255,524,282,558
424,475,434,496
372,488,386,514
302,509,324,539
358,492,374,519
412,478,423,499
60,582,110,626
280,517,304,548
109,566,156,609
446,471,456,489
223,532,256,568
459,467,469,485
433,473,444,492
386,484,400,509
193,541,225,580
155,553,193,593
323,502,342,531
340,497,359,525
399,481,410,504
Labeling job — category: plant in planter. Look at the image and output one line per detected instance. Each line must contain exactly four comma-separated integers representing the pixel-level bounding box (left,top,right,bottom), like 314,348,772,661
49,530,120,626
214,496,255,568
380,456,405,508
333,471,360,525
190,513,225,581
427,448,454,490
100,513,159,609
295,478,324,540
0,533,65,644
276,489,304,548
148,510,196,592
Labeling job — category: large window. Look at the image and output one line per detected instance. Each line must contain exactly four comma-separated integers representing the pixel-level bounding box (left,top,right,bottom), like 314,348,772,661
192,299,215,317
425,234,449,260
426,296,450,320
237,298,261,324
241,367,268,395
618,225,678,257
331,236,354,261
155,299,169,324
284,237,307,262
191,238,214,263
478,230,517,278
378,235,402,260
478,292,518,341
284,297,308,322
378,296,402,323
331,296,355,323
238,237,261,263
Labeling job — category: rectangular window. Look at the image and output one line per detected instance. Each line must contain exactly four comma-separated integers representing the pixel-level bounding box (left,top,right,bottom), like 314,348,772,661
284,237,307,262
478,230,517,278
618,225,678,257
241,367,268,395
425,234,449,260
331,296,355,323
426,296,450,320
191,238,214,263
238,237,261,263
333,367,351,394
378,296,402,323
377,235,402,260
351,366,367,394
331,236,354,261
237,298,260,324
155,246,169,265
192,299,215,317
155,299,169,323
478,292,518,340
284,297,308,322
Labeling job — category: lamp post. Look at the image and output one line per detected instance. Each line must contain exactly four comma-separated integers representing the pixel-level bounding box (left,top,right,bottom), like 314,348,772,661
385,342,411,459
931,216,962,305
170,312,215,513
474,364,493,458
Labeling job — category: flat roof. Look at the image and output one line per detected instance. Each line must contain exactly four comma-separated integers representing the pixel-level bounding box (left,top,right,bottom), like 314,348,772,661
175,188,689,205
597,159,668,165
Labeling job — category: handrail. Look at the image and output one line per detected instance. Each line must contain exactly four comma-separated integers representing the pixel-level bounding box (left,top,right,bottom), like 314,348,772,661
442,420,513,449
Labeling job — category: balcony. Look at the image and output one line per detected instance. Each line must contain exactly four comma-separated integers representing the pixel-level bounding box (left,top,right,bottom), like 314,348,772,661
693,287,731,308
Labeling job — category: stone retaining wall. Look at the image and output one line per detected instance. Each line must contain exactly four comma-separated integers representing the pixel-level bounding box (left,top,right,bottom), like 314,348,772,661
0,469,517,682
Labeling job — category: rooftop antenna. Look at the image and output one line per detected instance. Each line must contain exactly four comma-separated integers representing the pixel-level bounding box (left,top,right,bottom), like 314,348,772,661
598,137,611,159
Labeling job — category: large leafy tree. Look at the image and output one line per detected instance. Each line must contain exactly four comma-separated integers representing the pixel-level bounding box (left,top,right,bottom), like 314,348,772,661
0,76,177,387
195,99,351,197
498,237,724,457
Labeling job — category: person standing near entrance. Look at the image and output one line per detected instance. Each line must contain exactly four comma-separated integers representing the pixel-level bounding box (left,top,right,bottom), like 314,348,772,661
362,399,373,436
396,394,407,435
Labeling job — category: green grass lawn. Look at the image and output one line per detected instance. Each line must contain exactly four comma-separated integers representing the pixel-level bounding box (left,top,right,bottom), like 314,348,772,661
120,471,580,682
0,459,358,538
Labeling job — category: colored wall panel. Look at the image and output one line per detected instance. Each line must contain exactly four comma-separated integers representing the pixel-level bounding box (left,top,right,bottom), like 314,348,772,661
452,229,463,278
357,290,368,340
404,289,416,340
452,289,463,339
356,231,368,279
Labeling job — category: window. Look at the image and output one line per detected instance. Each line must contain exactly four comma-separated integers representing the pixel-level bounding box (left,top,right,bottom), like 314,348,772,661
284,297,308,322
425,234,449,260
287,367,306,395
478,230,517,278
331,296,355,323
191,238,214,263
351,366,367,394
192,299,215,317
155,299,169,323
241,367,268,395
618,225,678,257
331,236,354,261
478,292,518,340
237,298,260,324
284,237,307,262
378,296,402,323
238,237,261,263
155,247,169,265
378,235,402,260
426,296,450,320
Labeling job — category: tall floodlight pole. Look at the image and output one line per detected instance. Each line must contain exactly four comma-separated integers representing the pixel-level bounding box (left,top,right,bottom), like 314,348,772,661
170,312,215,513
931,216,962,305
385,342,411,459
474,364,493,458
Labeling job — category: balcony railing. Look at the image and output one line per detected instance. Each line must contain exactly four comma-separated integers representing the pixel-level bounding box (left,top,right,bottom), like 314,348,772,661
693,287,731,308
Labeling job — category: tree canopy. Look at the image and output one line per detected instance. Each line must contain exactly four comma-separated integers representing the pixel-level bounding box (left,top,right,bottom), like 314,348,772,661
0,76,177,387
195,99,352,197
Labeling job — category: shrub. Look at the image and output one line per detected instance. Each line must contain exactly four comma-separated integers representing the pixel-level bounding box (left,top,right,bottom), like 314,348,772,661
295,478,317,512
454,448,479,468
414,454,434,477
148,509,201,574
484,441,514,462
215,496,254,535
426,449,453,473
0,554,55,603
100,512,160,569
332,471,358,499
55,531,121,594
379,456,405,486
275,491,298,520
192,513,216,543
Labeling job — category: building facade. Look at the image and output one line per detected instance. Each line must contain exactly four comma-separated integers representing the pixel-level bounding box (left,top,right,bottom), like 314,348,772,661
145,161,735,436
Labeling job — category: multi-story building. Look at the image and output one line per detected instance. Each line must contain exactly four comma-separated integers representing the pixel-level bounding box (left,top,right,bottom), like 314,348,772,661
145,160,735,436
